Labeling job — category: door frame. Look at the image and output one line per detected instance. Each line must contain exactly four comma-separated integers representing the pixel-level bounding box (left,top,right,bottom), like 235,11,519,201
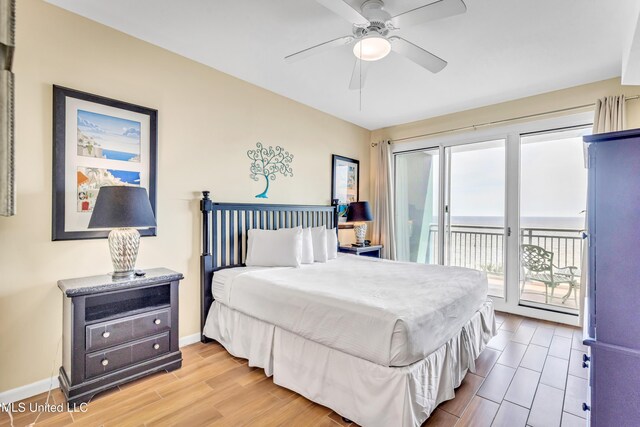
392,112,593,326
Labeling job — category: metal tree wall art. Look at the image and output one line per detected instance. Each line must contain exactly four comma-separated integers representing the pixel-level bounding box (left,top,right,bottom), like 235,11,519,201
247,142,294,198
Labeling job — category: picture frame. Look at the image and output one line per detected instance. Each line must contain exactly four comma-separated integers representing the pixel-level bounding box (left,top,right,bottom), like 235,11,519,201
52,86,157,241
331,154,359,224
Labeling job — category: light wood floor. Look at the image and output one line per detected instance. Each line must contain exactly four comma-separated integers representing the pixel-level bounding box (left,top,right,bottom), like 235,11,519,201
0,312,588,427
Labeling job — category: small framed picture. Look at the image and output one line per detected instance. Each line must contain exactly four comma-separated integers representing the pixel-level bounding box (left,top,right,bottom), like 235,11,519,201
331,155,359,223
52,86,157,241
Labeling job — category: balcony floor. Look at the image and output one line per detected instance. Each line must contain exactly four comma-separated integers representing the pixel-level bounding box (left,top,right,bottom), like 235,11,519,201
488,275,580,311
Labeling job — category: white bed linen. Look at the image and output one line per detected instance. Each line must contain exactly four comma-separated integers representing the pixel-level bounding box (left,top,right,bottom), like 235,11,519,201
204,300,496,427
211,255,488,366
211,266,278,303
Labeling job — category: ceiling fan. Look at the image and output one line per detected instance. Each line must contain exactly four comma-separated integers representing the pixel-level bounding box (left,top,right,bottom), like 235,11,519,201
285,0,467,90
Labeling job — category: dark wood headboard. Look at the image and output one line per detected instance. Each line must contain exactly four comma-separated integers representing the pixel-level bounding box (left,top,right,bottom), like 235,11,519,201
199,191,339,342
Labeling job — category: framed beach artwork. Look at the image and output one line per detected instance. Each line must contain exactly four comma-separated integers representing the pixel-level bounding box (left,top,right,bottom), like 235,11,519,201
331,154,359,224
52,86,157,240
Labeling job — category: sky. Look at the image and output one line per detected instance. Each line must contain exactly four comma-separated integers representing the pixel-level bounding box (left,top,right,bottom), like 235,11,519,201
78,110,140,139
441,134,587,218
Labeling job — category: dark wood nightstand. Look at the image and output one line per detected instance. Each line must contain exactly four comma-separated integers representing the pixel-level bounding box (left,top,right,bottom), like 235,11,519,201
339,244,383,258
57,268,183,404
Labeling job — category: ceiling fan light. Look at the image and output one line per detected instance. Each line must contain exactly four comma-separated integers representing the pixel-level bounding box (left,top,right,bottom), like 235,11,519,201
353,36,391,61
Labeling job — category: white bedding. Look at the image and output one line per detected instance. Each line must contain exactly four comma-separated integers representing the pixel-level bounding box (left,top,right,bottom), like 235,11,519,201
208,254,488,367
204,300,496,427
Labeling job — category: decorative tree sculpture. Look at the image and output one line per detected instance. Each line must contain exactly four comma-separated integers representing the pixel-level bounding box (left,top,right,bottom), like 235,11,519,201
247,142,294,198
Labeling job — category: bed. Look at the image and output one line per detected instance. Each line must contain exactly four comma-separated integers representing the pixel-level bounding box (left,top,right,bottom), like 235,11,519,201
199,192,496,427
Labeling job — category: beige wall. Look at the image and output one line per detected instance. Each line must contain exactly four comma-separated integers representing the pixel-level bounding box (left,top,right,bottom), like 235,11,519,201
0,0,370,393
371,77,640,143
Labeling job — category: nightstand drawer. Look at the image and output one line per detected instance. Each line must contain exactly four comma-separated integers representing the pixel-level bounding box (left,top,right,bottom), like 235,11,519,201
85,332,170,379
86,317,134,352
86,308,171,352
131,332,170,362
132,308,171,338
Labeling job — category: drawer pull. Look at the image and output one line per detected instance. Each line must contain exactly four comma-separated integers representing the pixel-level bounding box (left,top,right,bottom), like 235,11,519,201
582,361,589,368
153,343,160,350
583,354,591,363
102,331,111,338
582,403,591,412
101,358,109,367
154,318,161,325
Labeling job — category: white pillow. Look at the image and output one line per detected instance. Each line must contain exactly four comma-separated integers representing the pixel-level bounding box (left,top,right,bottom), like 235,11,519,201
310,226,328,263
301,228,314,264
245,227,302,267
326,228,338,260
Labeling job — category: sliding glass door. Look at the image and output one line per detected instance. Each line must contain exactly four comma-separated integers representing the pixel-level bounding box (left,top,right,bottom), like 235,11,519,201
519,128,589,314
394,140,507,297
393,113,593,324
445,140,506,297
395,148,440,264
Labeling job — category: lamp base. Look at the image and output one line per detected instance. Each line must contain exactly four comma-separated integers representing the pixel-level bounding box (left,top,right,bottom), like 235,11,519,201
353,223,367,246
108,227,140,279
111,270,136,279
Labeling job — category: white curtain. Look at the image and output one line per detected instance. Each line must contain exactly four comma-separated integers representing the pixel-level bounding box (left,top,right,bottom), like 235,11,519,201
394,154,410,261
372,140,396,260
593,95,626,133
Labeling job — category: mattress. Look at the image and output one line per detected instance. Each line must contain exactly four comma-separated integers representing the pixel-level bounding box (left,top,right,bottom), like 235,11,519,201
208,254,488,367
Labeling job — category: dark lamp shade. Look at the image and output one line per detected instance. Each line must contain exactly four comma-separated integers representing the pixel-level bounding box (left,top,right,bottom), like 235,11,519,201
88,186,156,229
346,201,373,222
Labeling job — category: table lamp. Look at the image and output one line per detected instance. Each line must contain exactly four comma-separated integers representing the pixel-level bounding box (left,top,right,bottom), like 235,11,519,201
346,201,373,247
88,186,156,279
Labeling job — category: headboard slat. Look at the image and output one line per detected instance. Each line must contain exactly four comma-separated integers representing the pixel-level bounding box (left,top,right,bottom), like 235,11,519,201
229,210,235,265
211,209,218,265
238,211,245,264
220,210,227,267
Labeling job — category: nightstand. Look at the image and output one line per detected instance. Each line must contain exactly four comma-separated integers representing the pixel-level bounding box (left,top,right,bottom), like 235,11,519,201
339,244,383,258
57,268,183,404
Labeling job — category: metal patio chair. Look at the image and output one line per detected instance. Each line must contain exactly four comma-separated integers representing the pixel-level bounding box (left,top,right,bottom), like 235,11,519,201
520,244,579,304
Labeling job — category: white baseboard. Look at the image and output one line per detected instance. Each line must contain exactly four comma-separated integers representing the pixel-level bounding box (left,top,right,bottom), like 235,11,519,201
179,333,201,348
0,376,60,406
0,333,203,404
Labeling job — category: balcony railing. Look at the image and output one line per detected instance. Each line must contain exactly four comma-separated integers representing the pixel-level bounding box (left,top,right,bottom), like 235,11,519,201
424,224,583,273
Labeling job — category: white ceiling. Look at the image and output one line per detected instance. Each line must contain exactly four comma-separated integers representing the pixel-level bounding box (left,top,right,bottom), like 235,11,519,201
45,0,640,130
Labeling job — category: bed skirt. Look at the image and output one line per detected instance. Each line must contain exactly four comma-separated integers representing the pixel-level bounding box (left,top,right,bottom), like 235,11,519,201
204,300,496,427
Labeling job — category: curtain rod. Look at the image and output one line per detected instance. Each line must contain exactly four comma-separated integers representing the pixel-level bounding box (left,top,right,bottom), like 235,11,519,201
371,95,640,146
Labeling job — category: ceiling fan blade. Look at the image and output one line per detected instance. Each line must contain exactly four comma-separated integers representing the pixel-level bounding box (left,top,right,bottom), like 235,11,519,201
285,35,354,63
349,60,370,90
390,36,447,73
390,0,466,29
315,0,370,26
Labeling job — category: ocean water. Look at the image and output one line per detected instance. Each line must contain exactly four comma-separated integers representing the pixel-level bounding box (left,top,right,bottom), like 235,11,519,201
103,149,139,162
446,216,584,230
